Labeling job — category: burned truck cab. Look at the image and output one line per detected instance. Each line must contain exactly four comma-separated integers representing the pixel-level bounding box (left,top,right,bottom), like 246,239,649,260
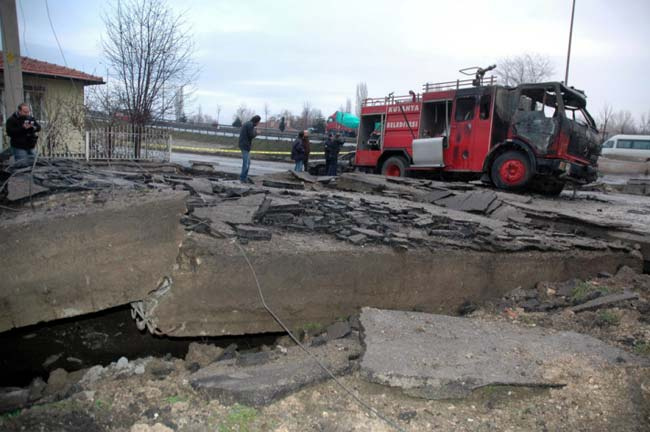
490,82,600,191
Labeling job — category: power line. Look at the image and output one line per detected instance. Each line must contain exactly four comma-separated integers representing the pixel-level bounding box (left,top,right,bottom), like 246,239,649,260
18,0,29,57
235,242,409,432
44,0,68,67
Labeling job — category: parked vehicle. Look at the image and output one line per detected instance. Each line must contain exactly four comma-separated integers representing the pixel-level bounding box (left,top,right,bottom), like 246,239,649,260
601,134,650,160
308,151,356,176
326,111,359,137
354,66,601,195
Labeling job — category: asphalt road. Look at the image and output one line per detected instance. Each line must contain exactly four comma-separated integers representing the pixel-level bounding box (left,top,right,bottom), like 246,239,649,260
171,151,293,176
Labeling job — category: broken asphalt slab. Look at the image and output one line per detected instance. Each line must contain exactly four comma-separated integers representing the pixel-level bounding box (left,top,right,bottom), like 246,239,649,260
189,338,361,406
359,308,648,400
570,292,640,313
6,174,49,201
192,193,266,227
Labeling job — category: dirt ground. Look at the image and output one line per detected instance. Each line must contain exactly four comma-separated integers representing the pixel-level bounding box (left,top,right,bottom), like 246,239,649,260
2,267,649,432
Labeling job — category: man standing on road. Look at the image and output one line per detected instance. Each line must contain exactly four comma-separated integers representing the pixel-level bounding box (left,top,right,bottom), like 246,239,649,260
323,133,334,175
291,131,306,172
302,130,311,171
238,115,261,183
327,133,344,176
5,103,41,162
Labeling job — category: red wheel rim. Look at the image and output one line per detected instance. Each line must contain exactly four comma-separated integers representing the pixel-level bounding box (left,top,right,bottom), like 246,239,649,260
499,159,526,185
385,164,401,177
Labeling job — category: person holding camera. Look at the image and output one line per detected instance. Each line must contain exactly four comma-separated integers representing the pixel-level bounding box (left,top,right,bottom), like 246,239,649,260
5,103,41,161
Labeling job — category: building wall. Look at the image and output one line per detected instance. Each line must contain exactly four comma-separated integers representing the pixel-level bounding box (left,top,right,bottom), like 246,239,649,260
1,76,88,154
36,77,86,155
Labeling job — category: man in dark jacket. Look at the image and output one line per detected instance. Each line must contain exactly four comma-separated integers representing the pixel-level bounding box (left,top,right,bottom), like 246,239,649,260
326,133,344,176
302,130,311,171
5,103,41,161
238,115,261,183
291,131,306,172
323,133,334,175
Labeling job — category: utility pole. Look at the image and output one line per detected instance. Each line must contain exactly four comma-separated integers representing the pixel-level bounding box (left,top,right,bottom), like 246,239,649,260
0,0,24,120
564,0,576,85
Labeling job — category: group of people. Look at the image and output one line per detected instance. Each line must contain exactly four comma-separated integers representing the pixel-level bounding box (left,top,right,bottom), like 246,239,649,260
4,103,41,162
238,114,345,182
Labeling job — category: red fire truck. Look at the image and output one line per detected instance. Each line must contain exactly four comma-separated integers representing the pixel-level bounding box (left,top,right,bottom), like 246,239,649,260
354,66,601,194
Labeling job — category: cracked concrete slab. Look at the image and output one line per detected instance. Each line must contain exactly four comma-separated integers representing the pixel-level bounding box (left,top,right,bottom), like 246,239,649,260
359,308,647,400
190,338,361,406
0,189,187,331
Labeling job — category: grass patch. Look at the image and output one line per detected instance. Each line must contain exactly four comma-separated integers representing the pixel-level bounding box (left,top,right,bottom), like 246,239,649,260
94,399,111,410
0,409,21,420
164,395,187,404
633,341,650,356
596,310,620,326
218,404,258,432
171,130,329,153
571,281,608,303
301,322,323,334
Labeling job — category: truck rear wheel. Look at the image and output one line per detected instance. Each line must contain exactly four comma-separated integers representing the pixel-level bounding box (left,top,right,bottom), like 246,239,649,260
491,150,532,191
381,156,408,177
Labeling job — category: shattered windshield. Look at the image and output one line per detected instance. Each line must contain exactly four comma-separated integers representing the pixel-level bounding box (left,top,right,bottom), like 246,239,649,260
560,86,596,128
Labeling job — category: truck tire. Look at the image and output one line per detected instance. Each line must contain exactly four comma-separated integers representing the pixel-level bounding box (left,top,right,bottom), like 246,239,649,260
491,150,532,191
381,156,408,177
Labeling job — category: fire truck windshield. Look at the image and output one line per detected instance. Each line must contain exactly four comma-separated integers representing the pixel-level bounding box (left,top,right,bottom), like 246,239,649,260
559,86,596,129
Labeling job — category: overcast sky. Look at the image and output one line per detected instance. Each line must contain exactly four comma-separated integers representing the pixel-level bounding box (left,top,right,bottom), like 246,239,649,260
7,0,650,124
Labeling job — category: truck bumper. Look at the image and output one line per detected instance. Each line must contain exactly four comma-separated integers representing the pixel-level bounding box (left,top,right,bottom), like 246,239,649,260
536,158,598,184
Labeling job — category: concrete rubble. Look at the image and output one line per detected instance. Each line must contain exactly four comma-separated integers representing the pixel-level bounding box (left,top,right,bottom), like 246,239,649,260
2,159,650,335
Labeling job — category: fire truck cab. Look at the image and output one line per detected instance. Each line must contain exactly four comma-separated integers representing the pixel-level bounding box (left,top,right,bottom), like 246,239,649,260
355,73,600,194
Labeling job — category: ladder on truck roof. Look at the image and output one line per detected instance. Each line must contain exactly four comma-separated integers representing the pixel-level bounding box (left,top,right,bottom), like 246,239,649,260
422,76,497,93
361,76,498,108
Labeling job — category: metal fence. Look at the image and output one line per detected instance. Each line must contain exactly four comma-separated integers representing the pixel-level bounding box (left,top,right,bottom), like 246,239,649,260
1,124,172,162
85,125,172,161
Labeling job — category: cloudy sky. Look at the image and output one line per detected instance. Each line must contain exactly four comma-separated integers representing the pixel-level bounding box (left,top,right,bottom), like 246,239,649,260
7,0,650,123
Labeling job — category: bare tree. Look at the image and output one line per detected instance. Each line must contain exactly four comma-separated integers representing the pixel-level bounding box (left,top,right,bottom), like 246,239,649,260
189,105,204,124
102,0,197,133
495,53,555,86
596,103,614,140
355,82,368,117
345,98,352,113
234,104,255,124
639,110,650,134
263,103,270,124
610,110,636,134
86,84,124,126
300,101,312,129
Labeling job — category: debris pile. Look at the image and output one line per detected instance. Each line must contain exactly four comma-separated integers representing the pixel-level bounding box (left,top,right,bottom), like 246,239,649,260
482,265,650,356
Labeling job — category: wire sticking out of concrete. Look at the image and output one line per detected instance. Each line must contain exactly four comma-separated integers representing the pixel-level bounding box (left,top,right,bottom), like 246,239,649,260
235,241,409,432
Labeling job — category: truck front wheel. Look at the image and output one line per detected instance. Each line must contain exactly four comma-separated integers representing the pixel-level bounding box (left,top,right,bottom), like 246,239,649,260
491,150,532,191
381,156,408,177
